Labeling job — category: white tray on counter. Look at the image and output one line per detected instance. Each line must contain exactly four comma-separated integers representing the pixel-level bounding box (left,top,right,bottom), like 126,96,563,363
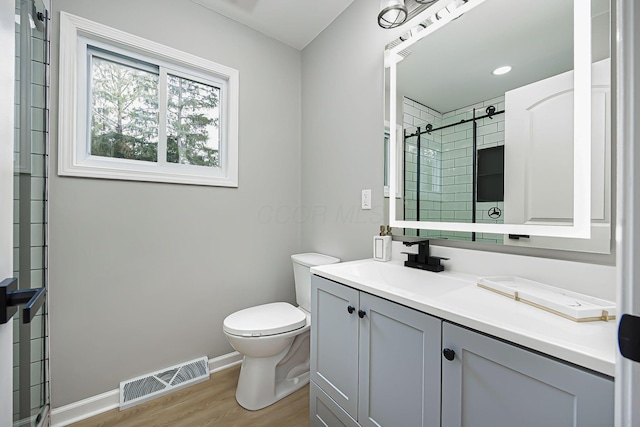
477,276,616,322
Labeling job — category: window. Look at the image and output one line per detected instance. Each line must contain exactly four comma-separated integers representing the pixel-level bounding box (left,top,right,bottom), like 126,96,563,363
89,52,160,163
58,12,239,187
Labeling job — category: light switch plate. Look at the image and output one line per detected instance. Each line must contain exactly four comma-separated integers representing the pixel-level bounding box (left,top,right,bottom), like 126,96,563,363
362,189,371,210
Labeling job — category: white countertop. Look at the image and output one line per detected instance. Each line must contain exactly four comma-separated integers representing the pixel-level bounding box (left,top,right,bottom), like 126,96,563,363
311,259,616,377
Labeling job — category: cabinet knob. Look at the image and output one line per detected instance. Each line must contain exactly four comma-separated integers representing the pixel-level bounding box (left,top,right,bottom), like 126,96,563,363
347,305,355,314
358,309,366,318
443,348,455,361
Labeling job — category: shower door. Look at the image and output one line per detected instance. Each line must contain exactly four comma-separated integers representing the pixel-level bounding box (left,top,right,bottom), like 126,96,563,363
9,0,50,425
1,0,17,423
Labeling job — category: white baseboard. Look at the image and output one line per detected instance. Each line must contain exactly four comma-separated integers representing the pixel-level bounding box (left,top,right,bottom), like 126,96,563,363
49,352,242,427
208,350,242,374
49,389,119,427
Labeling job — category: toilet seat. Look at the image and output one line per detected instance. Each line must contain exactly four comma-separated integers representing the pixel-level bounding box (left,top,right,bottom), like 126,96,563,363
223,302,306,337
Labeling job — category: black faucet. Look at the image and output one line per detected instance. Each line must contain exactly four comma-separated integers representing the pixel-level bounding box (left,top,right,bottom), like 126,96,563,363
402,240,449,272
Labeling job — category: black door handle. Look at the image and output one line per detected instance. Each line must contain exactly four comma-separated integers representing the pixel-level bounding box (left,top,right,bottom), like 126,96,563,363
358,309,366,318
619,314,640,362
1,278,46,324
443,348,456,361
347,305,355,314
508,234,530,240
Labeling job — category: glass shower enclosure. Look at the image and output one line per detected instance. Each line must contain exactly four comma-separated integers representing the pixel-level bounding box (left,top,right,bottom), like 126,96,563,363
13,0,50,425
402,103,506,244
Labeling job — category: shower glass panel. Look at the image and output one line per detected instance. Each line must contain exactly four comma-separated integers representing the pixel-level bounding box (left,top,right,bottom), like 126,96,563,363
403,104,505,243
13,0,49,425
402,132,418,236
438,111,474,241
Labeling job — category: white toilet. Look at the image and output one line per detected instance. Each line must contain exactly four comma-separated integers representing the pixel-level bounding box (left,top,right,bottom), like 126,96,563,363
223,253,340,411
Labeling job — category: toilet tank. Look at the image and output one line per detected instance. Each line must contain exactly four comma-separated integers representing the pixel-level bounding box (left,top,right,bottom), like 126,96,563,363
291,253,340,312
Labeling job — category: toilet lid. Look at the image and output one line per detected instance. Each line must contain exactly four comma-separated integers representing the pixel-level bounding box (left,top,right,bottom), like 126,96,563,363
223,302,307,337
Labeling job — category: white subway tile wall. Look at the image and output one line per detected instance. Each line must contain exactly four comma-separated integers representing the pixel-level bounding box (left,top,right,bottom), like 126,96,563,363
402,97,505,243
402,98,442,237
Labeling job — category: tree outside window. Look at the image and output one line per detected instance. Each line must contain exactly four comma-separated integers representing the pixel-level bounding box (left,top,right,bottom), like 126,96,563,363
166,75,220,167
90,56,221,167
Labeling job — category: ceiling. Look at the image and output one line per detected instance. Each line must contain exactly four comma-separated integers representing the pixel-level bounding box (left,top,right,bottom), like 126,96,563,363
396,0,574,114
395,0,610,114
191,0,356,50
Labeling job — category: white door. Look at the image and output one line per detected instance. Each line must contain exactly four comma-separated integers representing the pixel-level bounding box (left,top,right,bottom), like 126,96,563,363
0,0,15,424
616,0,640,425
503,58,611,253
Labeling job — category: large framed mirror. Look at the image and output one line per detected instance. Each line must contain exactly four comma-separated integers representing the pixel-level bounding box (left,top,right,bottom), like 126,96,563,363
385,0,611,247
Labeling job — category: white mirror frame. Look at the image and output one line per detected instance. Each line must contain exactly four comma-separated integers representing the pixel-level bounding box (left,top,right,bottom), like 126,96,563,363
387,0,592,238
384,121,403,198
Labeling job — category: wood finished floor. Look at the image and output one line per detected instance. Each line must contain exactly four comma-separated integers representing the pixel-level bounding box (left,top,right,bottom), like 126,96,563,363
69,365,309,427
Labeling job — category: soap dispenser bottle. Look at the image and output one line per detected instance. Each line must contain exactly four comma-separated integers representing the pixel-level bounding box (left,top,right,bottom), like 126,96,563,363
373,225,392,262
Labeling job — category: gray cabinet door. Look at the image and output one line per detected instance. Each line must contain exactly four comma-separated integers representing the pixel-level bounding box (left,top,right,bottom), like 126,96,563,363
311,275,360,419
358,292,442,427
441,322,614,427
310,381,360,427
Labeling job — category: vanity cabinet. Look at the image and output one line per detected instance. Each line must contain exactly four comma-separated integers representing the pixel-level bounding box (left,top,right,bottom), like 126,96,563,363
311,274,614,427
310,275,442,427
441,322,614,427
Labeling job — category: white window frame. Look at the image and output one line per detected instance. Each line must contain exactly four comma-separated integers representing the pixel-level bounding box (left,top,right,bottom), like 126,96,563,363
58,11,239,187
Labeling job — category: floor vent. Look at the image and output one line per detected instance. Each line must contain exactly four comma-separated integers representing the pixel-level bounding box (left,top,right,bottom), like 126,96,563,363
119,356,209,410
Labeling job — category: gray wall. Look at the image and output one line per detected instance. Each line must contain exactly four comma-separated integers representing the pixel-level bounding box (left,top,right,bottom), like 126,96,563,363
301,0,400,260
49,0,301,407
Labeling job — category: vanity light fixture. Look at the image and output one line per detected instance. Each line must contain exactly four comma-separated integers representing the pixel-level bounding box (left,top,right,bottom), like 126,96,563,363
399,23,427,41
448,0,469,9
436,7,450,20
379,0,440,29
436,0,467,20
492,65,512,75
426,14,439,24
378,0,408,29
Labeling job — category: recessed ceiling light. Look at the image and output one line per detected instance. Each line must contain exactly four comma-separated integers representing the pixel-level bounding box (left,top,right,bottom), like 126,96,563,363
492,66,512,76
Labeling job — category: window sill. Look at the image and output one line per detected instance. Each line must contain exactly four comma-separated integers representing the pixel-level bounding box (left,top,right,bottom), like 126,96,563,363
59,158,238,187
